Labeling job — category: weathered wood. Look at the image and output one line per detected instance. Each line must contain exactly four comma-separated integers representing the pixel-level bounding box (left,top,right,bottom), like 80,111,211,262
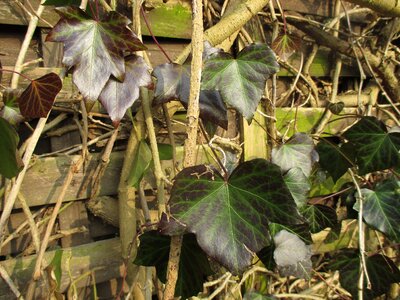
0,238,123,299
87,196,119,228
0,0,192,38
0,29,40,67
0,146,216,210
58,201,91,247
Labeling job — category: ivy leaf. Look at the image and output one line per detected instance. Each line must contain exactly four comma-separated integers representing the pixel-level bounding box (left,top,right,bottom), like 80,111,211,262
158,143,173,160
18,73,62,119
1,89,24,126
269,222,312,245
0,118,23,178
329,250,400,299
127,140,152,188
300,204,338,234
170,159,303,274
46,7,146,104
343,116,400,175
355,179,400,242
328,101,345,115
98,55,151,125
273,230,312,279
134,231,213,299
316,137,355,182
153,63,228,129
257,245,276,270
202,43,279,121
271,32,301,61
272,133,318,177
284,167,310,207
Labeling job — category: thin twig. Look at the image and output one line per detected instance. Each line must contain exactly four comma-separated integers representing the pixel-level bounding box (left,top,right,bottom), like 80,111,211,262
349,168,372,299
0,264,23,299
32,157,84,280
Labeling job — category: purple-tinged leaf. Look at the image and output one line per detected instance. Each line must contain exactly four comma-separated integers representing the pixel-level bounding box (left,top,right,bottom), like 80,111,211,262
153,63,228,129
170,159,303,274
46,7,146,104
272,133,318,177
202,43,279,121
18,73,62,118
271,33,301,61
99,55,151,125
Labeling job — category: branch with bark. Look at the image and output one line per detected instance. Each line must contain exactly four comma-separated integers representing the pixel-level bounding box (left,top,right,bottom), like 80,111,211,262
286,17,400,103
343,0,400,17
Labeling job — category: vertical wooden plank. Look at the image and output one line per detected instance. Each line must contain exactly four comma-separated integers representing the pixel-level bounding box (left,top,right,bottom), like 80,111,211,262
58,201,91,247
242,104,268,160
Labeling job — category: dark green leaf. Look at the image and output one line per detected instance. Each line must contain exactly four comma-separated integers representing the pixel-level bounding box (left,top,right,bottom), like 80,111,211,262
272,133,317,177
127,140,152,188
46,7,146,104
356,179,400,242
284,167,310,207
134,231,213,299
269,223,312,245
343,116,400,174
170,159,303,274
300,204,338,234
158,143,173,160
19,73,62,118
153,63,228,129
49,249,64,288
202,43,279,121
42,0,80,6
316,137,355,182
329,250,400,299
328,101,345,115
99,55,151,126
0,118,23,178
257,245,276,270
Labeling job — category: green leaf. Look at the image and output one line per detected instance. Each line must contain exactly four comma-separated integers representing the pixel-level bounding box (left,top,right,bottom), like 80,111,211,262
329,250,400,299
170,159,303,273
134,231,213,299
18,73,62,118
257,245,276,270
202,43,279,121
269,223,312,244
356,179,400,242
46,7,146,104
1,89,24,126
49,249,64,288
0,118,23,178
328,101,344,115
272,133,317,177
153,63,228,129
271,32,301,61
98,55,151,126
158,143,173,160
42,0,80,6
316,137,355,182
284,167,310,207
343,116,400,175
300,204,338,234
127,140,152,188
